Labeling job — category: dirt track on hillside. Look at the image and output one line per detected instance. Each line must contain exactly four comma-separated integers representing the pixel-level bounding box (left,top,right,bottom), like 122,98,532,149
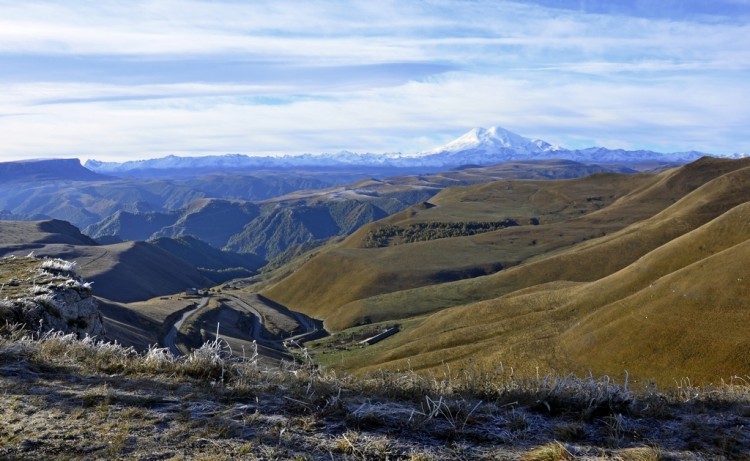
163,293,322,361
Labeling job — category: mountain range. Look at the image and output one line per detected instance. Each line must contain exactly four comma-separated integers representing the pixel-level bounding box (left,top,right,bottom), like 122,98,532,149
0,158,631,302
0,167,331,229
84,126,745,176
82,160,627,261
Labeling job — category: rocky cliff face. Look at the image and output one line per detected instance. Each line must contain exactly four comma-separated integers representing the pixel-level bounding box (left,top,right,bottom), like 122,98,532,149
0,256,104,337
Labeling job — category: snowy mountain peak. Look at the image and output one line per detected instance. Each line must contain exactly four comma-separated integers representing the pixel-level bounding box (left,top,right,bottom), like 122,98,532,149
432,126,551,154
531,138,550,150
485,126,535,148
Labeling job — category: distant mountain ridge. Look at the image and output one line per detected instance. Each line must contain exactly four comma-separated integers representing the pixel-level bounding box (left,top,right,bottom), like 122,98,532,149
0,158,108,182
85,194,430,261
0,171,331,229
84,126,745,175
83,159,625,261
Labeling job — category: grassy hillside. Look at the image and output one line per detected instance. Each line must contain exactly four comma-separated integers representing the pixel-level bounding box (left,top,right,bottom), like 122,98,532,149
263,171,665,327
330,164,750,329
358,198,750,385
558,200,750,381
263,158,750,384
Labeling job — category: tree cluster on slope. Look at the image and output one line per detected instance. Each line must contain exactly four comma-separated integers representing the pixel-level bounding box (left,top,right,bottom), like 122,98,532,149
363,219,520,248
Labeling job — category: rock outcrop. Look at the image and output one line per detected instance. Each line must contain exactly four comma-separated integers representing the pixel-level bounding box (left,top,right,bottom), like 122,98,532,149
0,256,105,337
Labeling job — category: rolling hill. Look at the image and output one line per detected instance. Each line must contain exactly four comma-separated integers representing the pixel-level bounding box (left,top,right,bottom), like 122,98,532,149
262,157,750,384
359,193,750,384
262,170,662,325
0,220,211,302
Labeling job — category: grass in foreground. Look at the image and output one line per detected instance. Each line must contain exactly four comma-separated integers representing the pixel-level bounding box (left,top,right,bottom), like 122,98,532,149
1,324,749,460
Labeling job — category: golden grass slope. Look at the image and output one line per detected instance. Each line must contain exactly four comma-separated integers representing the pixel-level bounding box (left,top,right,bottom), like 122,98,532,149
262,158,750,384
264,158,750,332
558,202,750,383
264,173,651,325
347,172,750,384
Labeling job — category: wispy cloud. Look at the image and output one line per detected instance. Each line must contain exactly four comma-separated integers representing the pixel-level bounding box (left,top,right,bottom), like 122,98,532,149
0,0,749,161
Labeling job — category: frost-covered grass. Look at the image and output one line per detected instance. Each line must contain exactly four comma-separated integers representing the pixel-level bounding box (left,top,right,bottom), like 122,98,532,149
0,324,231,380
1,253,749,458
39,257,77,274
1,324,749,460
0,256,96,328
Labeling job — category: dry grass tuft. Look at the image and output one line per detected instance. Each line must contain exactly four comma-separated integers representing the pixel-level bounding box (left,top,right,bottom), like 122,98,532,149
614,446,663,461
523,442,574,461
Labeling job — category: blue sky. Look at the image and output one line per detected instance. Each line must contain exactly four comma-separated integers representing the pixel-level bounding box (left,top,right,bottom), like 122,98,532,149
1,0,749,161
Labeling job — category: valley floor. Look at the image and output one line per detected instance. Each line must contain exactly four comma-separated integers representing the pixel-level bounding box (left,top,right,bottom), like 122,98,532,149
1,329,749,460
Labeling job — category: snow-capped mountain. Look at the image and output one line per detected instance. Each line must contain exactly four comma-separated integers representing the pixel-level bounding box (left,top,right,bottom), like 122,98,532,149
85,126,726,176
428,126,559,155
420,126,708,166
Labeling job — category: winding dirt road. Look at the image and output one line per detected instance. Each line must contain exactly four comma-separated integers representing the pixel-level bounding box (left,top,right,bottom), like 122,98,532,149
163,297,209,356
223,294,322,356
162,293,322,359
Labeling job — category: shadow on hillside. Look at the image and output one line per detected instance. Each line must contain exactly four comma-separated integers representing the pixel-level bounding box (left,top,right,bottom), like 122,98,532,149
98,298,161,351
1,360,185,413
